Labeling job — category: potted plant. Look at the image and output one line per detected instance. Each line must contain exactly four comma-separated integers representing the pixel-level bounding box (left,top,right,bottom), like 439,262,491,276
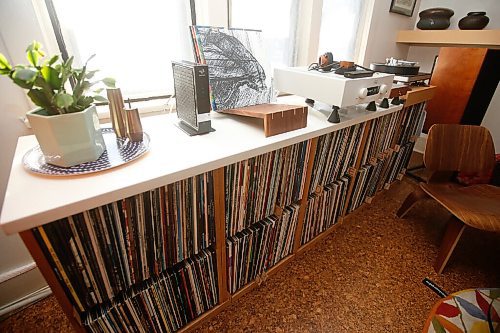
0,41,115,167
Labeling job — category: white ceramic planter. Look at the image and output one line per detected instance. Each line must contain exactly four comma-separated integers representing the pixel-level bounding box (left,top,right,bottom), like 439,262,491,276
26,105,106,167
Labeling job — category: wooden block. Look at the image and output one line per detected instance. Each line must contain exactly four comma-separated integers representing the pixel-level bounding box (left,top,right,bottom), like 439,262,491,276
274,205,284,218
219,104,308,137
390,85,411,98
315,185,323,194
403,85,437,107
365,196,373,204
394,144,401,152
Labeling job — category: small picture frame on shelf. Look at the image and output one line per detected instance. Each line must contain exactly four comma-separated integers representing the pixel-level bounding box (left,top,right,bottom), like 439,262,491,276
389,0,417,17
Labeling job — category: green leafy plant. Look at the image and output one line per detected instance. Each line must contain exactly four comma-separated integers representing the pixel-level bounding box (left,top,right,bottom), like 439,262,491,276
0,41,115,116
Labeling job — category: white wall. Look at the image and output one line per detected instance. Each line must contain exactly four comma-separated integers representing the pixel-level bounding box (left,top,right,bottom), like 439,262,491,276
359,0,421,67
482,85,500,153
0,0,51,315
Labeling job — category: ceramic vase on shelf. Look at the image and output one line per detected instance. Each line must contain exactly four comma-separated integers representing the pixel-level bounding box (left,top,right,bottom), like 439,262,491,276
459,12,489,30
417,8,454,30
26,105,106,167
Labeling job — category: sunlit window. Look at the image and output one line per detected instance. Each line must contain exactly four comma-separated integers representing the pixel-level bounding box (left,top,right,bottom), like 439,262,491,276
230,0,298,68
318,0,363,62
51,0,193,98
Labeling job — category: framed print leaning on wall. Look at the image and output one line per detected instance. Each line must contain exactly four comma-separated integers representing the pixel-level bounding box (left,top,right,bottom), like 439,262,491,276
389,0,417,17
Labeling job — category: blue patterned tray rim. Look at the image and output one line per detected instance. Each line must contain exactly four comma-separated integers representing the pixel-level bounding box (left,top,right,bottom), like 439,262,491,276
22,128,150,176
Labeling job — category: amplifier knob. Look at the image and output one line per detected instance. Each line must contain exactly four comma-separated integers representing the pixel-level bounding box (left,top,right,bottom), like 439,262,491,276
379,84,389,95
358,88,368,98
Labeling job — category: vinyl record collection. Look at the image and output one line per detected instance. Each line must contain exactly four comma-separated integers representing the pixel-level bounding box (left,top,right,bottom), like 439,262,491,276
309,123,366,194
395,102,426,145
225,141,310,236
301,176,350,245
227,204,300,293
361,111,400,165
348,163,381,212
84,249,219,333
347,102,427,212
32,172,216,313
384,142,416,185
22,98,432,333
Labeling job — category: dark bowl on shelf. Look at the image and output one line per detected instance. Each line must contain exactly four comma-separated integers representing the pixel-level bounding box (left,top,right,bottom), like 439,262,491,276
417,7,454,30
418,7,454,18
459,12,489,30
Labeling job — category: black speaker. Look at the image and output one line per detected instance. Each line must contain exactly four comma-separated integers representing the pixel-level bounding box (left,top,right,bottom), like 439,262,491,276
172,61,214,135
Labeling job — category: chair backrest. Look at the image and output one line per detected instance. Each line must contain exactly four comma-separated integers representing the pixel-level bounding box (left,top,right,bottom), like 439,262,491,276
424,124,495,173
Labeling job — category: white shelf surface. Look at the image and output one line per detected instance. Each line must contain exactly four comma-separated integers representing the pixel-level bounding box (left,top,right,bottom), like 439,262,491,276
1,100,402,234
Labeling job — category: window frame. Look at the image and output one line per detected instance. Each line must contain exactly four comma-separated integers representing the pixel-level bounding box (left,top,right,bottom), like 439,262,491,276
43,0,198,118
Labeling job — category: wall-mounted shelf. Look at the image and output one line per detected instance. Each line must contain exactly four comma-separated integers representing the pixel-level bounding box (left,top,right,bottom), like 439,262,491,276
397,30,500,49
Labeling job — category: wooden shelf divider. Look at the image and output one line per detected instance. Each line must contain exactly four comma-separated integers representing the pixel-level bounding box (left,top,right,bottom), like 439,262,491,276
293,137,319,253
213,167,230,303
342,120,373,217
20,230,86,333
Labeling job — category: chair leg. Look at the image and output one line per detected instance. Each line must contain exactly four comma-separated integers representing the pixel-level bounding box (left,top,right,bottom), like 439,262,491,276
434,216,466,274
396,186,428,218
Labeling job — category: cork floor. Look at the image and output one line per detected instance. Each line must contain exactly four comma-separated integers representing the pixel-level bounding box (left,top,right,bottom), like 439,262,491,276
1,178,499,333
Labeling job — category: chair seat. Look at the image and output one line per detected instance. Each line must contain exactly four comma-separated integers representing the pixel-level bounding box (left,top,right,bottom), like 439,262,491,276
419,183,500,232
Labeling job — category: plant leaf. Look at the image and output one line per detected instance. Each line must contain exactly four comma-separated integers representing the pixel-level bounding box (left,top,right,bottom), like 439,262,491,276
85,70,98,79
0,53,11,70
27,50,39,67
84,54,96,66
77,95,93,108
28,88,54,113
102,77,116,88
12,68,38,83
45,55,59,66
41,66,61,90
64,56,74,69
55,93,74,108
93,95,108,102
26,41,44,67
93,87,104,94
12,77,34,89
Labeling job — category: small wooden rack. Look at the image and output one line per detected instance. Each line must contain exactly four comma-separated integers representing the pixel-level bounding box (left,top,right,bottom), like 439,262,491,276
219,103,308,137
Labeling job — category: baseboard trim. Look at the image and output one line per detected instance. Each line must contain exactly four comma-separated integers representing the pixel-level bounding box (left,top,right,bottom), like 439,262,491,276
0,262,37,284
0,286,52,320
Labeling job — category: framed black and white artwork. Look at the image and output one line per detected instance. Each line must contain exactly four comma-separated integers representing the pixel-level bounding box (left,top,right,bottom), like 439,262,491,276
389,0,417,17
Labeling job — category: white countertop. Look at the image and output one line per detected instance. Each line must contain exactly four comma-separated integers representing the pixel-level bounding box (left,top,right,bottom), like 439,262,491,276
0,99,402,235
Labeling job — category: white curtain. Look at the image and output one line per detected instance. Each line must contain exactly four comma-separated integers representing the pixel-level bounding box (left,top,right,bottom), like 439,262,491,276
51,0,193,98
318,0,363,62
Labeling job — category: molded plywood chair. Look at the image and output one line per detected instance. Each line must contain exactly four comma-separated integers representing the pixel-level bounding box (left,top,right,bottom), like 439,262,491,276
396,124,500,273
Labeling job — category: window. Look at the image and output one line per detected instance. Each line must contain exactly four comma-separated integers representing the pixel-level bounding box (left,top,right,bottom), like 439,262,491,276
49,0,193,99
318,0,363,62
229,0,299,68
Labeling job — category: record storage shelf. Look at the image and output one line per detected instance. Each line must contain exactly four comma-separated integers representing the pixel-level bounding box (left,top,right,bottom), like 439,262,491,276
0,89,432,332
